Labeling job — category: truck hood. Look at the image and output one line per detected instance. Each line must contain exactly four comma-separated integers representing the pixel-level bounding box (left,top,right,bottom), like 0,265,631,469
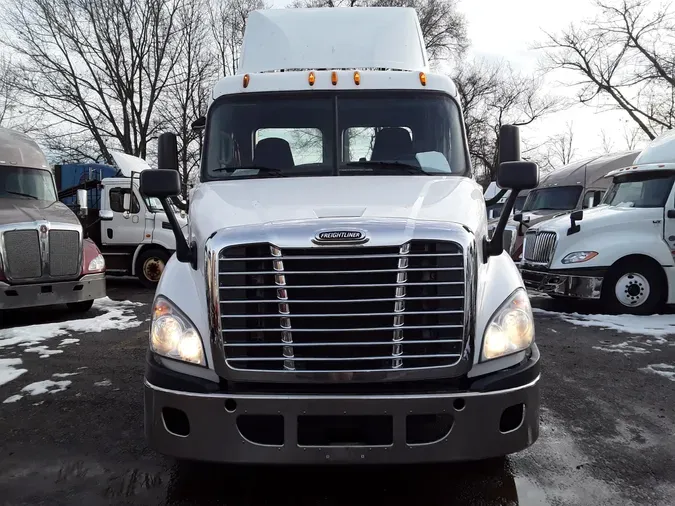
190,176,485,240
0,198,80,227
532,204,661,236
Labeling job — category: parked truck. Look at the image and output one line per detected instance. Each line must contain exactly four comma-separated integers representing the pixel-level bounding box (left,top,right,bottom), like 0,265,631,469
56,152,188,287
139,7,540,464
521,129,675,314
489,150,640,262
0,127,106,313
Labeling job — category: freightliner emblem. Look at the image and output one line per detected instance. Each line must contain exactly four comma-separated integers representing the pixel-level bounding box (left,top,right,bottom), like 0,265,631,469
313,230,368,244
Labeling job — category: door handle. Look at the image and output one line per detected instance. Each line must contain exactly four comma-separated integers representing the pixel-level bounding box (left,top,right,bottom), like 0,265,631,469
668,210,675,219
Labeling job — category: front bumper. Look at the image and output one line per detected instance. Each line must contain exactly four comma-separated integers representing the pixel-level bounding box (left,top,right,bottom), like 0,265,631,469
144,347,540,464
520,267,603,299
0,273,106,310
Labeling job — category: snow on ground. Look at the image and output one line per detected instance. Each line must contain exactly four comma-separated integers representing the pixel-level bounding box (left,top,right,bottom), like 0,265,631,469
52,372,80,378
0,298,143,349
24,346,64,358
640,364,675,382
2,394,23,404
0,358,27,387
21,380,72,396
94,379,112,387
58,338,80,347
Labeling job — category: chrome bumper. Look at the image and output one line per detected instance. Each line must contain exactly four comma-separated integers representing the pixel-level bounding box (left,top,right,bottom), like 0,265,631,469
520,267,603,299
144,374,540,465
0,273,106,310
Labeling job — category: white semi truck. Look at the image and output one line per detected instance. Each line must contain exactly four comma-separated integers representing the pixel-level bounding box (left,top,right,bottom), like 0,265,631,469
521,129,675,315
140,7,541,464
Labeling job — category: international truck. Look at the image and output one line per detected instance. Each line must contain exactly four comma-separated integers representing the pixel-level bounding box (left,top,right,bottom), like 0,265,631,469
56,152,188,287
0,127,106,313
140,7,541,464
489,150,640,262
521,129,675,315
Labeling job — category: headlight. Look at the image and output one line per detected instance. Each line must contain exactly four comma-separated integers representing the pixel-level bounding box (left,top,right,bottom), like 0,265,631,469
561,251,598,264
88,253,105,272
482,288,534,361
150,296,205,366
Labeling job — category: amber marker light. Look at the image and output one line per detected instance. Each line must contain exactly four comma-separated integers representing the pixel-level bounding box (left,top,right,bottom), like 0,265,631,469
419,72,427,86
308,71,315,86
353,71,361,85
331,71,338,85
243,74,250,88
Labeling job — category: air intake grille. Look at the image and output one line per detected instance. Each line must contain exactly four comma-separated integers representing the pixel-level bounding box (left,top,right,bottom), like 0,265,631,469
524,231,557,263
49,230,80,276
3,230,41,279
218,241,466,373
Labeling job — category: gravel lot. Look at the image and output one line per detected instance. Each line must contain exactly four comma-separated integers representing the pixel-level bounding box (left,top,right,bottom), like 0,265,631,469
0,279,673,506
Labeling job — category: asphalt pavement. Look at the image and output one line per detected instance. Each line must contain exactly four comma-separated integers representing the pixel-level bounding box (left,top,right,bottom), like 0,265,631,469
0,279,673,506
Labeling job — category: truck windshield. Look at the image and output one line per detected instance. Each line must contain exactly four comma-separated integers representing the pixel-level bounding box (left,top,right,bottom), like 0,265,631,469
0,166,57,202
514,195,527,213
203,91,469,180
522,186,582,212
604,172,675,208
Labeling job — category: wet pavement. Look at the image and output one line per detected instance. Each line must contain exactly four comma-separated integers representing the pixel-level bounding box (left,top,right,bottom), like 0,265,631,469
0,279,673,505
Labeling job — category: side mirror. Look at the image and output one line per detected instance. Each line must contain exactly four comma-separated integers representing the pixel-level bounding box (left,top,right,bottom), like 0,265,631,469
497,161,539,191
513,213,523,223
158,132,179,172
140,169,181,198
122,193,131,212
99,209,114,221
499,124,521,164
76,189,88,218
567,209,584,236
191,116,206,132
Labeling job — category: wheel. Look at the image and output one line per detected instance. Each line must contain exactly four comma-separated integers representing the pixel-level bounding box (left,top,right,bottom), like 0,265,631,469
67,300,94,312
136,248,170,288
601,260,665,315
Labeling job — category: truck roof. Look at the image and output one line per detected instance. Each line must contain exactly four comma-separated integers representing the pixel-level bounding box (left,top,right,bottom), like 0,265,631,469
606,129,675,177
212,7,456,100
539,150,640,189
0,127,49,170
239,8,428,74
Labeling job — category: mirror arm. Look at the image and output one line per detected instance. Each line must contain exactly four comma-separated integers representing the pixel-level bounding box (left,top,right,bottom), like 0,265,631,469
159,197,196,268
484,190,520,262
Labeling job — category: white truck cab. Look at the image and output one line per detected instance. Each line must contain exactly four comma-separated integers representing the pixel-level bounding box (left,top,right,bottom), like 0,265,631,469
139,7,541,465
521,129,675,314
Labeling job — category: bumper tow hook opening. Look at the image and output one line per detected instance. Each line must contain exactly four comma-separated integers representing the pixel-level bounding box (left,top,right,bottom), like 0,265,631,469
406,414,454,445
453,398,466,411
224,398,237,413
162,407,190,437
500,403,525,433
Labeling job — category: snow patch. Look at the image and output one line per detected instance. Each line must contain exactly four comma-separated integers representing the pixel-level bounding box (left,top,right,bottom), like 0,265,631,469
24,346,64,358
3,394,23,404
0,298,143,349
21,380,72,396
0,358,28,387
52,372,80,378
59,338,80,347
94,379,112,387
640,363,675,382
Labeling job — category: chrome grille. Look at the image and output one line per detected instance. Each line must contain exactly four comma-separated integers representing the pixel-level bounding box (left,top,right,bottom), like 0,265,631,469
49,230,80,276
218,241,465,373
3,230,41,279
524,231,557,263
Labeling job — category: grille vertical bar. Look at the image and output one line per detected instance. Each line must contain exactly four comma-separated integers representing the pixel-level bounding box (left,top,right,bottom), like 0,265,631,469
272,245,295,371
391,242,410,368
523,231,557,263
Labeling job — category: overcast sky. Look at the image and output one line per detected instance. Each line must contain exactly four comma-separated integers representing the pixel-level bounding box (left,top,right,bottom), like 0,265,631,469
268,0,646,159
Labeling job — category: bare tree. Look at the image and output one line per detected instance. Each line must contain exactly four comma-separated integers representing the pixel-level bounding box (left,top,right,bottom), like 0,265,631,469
209,0,268,77
290,0,468,63
539,0,675,141
1,0,185,163
0,55,19,128
599,129,616,154
540,121,577,170
453,58,562,185
159,0,216,198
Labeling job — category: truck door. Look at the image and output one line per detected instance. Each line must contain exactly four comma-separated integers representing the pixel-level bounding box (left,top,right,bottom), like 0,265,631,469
664,180,675,253
102,185,146,246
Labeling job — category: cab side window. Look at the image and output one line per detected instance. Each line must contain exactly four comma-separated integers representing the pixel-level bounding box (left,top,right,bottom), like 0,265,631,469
109,188,140,214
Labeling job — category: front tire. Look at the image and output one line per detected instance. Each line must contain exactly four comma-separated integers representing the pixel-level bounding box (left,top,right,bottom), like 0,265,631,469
136,248,170,289
601,260,664,315
67,300,94,313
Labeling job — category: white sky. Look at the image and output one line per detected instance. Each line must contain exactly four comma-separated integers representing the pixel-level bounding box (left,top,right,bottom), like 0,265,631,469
268,0,648,159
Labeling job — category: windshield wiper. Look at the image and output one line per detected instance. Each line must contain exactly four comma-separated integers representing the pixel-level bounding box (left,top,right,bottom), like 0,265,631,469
343,161,449,175
5,191,38,200
212,166,286,177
